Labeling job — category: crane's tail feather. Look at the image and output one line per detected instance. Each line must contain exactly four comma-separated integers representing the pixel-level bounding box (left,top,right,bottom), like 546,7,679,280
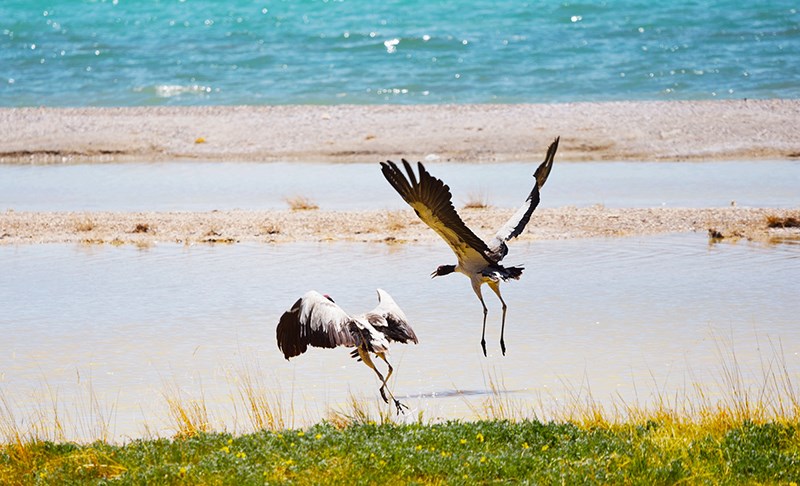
503,265,524,280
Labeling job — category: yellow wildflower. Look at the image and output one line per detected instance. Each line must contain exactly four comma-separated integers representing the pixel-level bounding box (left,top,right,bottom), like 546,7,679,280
460,438,467,445
315,433,322,440
541,444,549,452
220,446,230,454
522,442,530,449
236,451,247,459
476,432,484,443
297,430,305,437
480,456,487,463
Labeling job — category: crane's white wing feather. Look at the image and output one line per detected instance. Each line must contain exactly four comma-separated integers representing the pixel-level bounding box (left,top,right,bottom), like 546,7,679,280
366,289,418,345
487,137,559,261
276,290,357,360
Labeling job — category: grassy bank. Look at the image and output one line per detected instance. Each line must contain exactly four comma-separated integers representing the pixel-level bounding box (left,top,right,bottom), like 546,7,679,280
3,338,800,483
2,418,800,484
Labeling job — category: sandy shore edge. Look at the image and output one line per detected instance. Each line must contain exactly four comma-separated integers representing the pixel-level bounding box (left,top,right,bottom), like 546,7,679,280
2,207,798,246
2,99,800,164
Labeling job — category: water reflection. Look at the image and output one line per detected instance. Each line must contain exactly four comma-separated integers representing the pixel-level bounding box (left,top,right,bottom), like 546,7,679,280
0,235,798,440
1,160,798,212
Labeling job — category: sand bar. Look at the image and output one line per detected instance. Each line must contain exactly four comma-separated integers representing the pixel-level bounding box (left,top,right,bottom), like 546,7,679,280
2,207,798,246
2,99,800,164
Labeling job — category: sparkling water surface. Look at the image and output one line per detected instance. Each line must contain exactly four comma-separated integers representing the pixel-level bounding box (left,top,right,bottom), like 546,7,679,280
2,1,798,106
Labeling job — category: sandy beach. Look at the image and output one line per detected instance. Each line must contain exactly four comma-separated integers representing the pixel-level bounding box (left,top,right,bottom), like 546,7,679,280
1,100,798,245
2,206,798,246
1,99,800,164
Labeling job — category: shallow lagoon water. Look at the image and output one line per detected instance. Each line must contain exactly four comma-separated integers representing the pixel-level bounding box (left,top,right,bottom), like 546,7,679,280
1,235,798,440
1,160,799,212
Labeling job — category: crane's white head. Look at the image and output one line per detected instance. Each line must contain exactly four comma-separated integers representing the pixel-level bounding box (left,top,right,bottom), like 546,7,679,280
431,264,456,278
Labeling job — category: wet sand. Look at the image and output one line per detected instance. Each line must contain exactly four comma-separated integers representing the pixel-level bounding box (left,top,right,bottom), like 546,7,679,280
1,99,800,164
2,206,797,246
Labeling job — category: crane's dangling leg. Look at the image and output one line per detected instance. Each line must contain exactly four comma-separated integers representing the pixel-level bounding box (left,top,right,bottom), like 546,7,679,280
376,352,408,414
358,348,406,414
472,282,490,357
488,281,508,356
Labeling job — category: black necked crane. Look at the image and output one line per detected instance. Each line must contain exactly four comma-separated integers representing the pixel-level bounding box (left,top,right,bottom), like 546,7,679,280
380,137,558,357
276,289,418,413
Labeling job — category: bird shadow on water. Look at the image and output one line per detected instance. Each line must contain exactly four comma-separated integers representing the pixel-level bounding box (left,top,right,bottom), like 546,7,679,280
406,388,524,399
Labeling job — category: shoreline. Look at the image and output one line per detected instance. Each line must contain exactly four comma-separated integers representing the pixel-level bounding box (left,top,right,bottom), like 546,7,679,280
2,99,800,164
2,207,797,246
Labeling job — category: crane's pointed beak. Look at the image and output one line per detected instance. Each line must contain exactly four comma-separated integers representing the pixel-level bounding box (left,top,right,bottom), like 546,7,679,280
430,270,438,278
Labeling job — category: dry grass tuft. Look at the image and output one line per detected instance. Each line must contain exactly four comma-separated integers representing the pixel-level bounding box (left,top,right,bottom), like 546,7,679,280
327,392,396,428
131,223,150,233
200,228,237,244
766,214,800,228
286,196,319,211
467,371,533,422
463,192,490,209
163,385,213,439
230,364,289,432
260,222,281,235
0,379,115,447
385,211,407,232
74,219,96,232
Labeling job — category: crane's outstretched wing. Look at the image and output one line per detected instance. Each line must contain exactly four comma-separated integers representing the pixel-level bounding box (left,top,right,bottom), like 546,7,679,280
487,137,559,261
381,159,493,267
276,290,357,360
366,289,419,345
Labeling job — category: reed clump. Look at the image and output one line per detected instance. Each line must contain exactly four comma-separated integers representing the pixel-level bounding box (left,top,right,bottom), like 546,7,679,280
462,192,490,209
766,214,800,228
74,218,96,232
286,196,319,211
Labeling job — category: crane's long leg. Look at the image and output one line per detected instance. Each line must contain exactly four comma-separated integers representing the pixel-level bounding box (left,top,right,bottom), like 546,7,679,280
358,348,406,414
472,282,490,357
488,281,508,355
376,352,408,414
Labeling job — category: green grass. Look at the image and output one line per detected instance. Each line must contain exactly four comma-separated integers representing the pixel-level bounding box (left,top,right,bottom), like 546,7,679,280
2,419,800,484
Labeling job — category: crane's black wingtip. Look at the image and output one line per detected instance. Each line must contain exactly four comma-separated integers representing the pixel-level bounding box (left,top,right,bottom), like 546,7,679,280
533,136,559,189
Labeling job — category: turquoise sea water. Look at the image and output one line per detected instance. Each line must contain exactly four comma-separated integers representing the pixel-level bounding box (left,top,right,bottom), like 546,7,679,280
1,1,799,106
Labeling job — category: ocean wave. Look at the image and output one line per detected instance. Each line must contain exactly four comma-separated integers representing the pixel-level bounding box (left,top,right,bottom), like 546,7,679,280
134,84,214,98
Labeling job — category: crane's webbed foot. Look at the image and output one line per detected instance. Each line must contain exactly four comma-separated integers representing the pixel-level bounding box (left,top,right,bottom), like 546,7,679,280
393,399,408,415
